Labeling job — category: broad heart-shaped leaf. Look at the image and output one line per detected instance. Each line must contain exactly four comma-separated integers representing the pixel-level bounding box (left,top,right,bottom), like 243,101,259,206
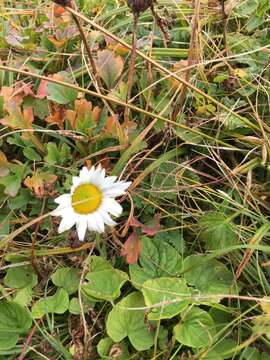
51,267,80,295
47,72,78,105
129,236,182,288
174,307,216,348
31,288,69,319
82,256,128,301
4,266,38,289
106,292,155,351
142,277,190,320
198,212,237,251
97,337,130,359
96,50,124,89
0,301,32,350
198,339,237,360
69,296,95,315
183,255,234,300
83,269,128,301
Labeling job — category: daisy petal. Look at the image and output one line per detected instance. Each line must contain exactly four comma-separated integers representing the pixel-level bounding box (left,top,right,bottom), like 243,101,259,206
54,194,71,205
87,214,99,232
101,198,123,217
103,181,132,197
100,176,117,189
58,216,75,233
98,209,117,227
76,217,87,241
92,212,105,233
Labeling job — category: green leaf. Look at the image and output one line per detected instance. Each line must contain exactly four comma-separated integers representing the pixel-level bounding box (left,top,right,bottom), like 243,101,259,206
142,277,190,320
0,173,21,197
68,297,95,315
51,267,80,295
183,255,234,299
174,307,216,348
199,339,237,360
234,0,258,16
0,301,32,350
44,142,59,164
97,337,114,358
198,212,237,250
47,72,78,104
106,292,155,351
31,288,69,318
23,147,42,161
129,236,182,288
4,266,38,289
97,337,129,359
13,286,33,306
83,269,128,301
81,256,128,301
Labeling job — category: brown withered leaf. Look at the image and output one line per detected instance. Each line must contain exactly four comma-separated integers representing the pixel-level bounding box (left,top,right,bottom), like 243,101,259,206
121,230,141,264
0,151,10,177
96,50,124,89
45,105,66,129
0,101,33,130
24,171,57,197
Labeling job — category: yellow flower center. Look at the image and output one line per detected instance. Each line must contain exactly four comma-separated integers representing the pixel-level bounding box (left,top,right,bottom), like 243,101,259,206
72,184,102,214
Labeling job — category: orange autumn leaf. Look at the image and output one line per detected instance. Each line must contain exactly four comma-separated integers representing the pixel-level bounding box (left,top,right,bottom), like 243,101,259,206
45,105,66,129
121,230,141,264
0,101,33,130
24,171,57,197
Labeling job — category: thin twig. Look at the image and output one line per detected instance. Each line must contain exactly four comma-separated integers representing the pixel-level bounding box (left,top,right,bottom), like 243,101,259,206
30,199,46,278
171,0,200,121
124,14,139,126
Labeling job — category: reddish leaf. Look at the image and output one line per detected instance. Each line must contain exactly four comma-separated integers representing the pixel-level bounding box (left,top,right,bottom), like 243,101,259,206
37,80,49,99
121,231,141,264
130,214,160,236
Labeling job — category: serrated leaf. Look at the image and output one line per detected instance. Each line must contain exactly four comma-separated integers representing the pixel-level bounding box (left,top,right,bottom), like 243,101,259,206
198,212,237,250
129,236,182,288
47,72,78,105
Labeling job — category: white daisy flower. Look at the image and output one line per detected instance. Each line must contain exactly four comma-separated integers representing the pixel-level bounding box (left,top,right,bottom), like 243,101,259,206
51,165,131,241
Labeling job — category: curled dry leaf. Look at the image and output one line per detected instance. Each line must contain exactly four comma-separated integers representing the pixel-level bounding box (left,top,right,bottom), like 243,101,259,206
45,105,66,129
24,171,57,198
